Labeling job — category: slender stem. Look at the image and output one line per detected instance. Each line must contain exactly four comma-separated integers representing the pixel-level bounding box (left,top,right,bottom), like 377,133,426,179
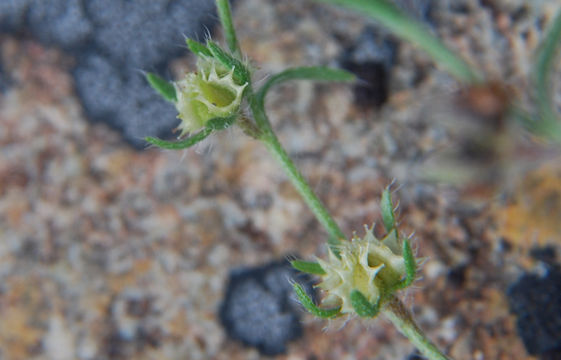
213,5,448,358
215,0,241,58
314,0,481,84
247,90,345,252
383,296,450,360
215,0,343,249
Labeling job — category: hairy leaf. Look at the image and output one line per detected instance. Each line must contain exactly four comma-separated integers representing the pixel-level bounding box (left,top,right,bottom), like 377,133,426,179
350,290,380,318
145,128,212,150
402,237,416,287
381,187,395,232
146,72,177,102
186,38,212,57
206,41,250,85
205,115,237,131
291,260,326,275
257,66,355,107
293,283,341,318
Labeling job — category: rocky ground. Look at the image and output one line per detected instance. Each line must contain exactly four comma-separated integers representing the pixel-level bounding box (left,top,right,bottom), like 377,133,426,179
1,0,561,359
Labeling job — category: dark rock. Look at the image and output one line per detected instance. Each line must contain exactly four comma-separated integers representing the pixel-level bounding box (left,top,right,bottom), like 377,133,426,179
447,263,467,287
73,53,179,145
83,0,211,69
340,26,398,109
0,0,31,32
0,0,216,148
507,267,561,356
27,0,92,49
219,259,316,356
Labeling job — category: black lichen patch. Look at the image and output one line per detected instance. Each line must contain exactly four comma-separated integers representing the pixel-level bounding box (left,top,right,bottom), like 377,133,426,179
340,26,398,110
0,0,215,148
219,259,315,356
507,264,561,357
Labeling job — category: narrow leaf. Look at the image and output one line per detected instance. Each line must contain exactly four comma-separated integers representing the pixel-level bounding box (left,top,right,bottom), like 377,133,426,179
145,128,212,150
401,237,416,288
206,41,250,84
256,66,355,107
293,283,341,318
315,0,479,83
186,38,212,57
291,260,326,275
350,290,380,318
146,72,177,102
380,187,395,232
534,9,561,137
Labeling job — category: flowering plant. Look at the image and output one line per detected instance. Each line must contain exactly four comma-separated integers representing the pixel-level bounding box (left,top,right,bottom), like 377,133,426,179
292,189,416,320
143,0,561,359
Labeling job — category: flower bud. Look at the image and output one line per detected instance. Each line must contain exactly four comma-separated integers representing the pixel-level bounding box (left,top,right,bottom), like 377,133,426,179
174,57,247,136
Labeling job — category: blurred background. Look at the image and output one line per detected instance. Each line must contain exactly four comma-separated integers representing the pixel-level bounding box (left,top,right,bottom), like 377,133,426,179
0,0,560,359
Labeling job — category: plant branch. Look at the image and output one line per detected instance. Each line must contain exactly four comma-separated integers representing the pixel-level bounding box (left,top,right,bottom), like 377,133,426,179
213,6,451,358
216,0,241,58
247,90,345,253
383,296,451,360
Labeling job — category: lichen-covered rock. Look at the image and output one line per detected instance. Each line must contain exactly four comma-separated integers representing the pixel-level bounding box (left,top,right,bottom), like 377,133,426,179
219,260,314,355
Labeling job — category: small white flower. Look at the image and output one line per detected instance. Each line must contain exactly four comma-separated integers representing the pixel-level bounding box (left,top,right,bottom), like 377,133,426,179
174,57,247,136
317,225,407,314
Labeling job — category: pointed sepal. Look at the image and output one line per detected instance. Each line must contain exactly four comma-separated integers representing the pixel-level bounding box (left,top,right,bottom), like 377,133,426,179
205,115,237,131
350,289,380,318
206,41,250,85
186,38,212,57
293,283,341,318
394,237,416,289
146,72,177,102
402,237,416,287
145,128,212,150
145,115,238,150
381,187,396,233
291,260,326,276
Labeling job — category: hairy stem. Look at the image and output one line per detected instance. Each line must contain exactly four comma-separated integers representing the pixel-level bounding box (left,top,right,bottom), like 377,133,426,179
216,0,241,58
214,3,451,359
247,90,344,253
383,296,451,360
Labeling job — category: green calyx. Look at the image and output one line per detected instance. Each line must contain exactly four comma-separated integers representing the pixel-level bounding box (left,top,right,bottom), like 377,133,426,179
292,190,417,319
173,57,247,137
145,39,250,149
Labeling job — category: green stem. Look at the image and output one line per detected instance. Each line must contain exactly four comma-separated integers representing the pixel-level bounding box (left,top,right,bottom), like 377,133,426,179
383,296,450,360
214,3,450,358
215,0,242,58
247,90,345,252
215,0,344,249
315,0,481,84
